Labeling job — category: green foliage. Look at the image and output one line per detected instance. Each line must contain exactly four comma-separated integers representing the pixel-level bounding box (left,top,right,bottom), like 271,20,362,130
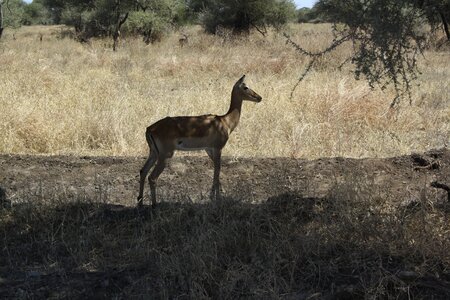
38,0,187,42
23,0,52,25
413,0,450,23
297,7,314,23
60,5,96,34
296,5,328,23
2,0,26,29
124,0,188,43
315,0,450,38
41,0,95,24
125,10,168,43
417,0,450,40
199,0,296,34
269,0,297,27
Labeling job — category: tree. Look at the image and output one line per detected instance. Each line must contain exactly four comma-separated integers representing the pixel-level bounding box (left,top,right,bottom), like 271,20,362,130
111,0,131,51
40,0,186,48
415,0,450,41
0,0,4,38
193,0,296,34
297,7,313,23
44,0,134,47
23,0,52,25
124,0,186,44
56,1,102,44
0,0,26,39
315,0,450,40
296,6,326,23
285,0,448,105
41,0,68,24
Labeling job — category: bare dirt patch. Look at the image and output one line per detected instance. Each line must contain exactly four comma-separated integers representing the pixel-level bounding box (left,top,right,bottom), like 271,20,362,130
1,149,449,206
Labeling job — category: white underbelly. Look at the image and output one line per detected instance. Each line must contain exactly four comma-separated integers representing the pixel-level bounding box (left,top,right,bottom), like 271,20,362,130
175,145,208,151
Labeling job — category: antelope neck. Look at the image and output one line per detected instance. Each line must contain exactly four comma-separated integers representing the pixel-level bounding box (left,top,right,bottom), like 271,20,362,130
222,88,243,133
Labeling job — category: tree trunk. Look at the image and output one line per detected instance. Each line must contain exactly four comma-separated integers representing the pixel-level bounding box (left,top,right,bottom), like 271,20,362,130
439,12,450,41
0,1,4,40
112,13,128,51
231,11,251,35
112,0,129,51
143,29,152,45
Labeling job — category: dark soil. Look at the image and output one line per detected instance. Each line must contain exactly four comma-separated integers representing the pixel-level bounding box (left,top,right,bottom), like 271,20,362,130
1,149,449,206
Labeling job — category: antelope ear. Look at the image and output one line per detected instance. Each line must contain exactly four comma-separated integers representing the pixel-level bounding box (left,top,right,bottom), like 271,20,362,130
238,75,246,83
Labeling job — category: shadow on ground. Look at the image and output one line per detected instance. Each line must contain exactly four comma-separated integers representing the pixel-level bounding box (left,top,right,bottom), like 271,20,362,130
1,191,449,299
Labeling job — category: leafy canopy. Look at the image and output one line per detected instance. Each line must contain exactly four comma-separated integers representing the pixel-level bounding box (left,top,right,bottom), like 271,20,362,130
286,0,445,105
196,0,296,34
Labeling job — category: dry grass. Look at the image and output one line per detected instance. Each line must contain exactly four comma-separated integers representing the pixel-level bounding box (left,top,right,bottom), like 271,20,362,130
0,24,448,158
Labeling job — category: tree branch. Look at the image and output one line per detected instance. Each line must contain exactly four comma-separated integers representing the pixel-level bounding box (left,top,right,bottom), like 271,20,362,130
250,21,267,37
284,32,350,98
431,181,450,202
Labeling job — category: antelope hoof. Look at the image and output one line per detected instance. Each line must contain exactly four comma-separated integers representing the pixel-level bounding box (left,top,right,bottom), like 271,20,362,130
210,189,221,201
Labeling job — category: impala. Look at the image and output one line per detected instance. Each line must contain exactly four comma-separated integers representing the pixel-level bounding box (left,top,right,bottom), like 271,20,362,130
179,33,188,47
138,75,262,207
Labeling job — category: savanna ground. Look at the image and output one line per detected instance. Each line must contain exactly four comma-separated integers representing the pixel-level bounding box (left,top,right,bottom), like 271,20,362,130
0,24,449,298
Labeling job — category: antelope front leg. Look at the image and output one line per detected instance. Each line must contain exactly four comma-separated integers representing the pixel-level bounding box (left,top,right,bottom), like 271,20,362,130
211,148,222,201
138,152,157,207
148,159,166,208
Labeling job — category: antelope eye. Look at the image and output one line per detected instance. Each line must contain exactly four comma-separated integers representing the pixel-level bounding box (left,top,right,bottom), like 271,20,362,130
243,87,248,90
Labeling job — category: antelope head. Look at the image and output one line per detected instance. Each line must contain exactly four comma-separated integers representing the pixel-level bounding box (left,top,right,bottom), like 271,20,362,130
233,75,262,103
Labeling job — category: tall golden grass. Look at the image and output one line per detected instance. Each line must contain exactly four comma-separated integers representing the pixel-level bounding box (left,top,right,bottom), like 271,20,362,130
0,24,448,158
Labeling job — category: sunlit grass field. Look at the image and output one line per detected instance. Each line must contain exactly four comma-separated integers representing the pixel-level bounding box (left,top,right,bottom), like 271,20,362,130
0,24,448,158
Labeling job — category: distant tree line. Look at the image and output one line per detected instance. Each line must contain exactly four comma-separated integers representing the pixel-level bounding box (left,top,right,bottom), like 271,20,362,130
297,0,449,41
296,6,324,23
316,0,449,40
2,0,448,43
0,0,297,43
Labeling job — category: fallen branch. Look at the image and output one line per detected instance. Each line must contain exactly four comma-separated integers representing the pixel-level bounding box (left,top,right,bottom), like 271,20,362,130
431,181,450,202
